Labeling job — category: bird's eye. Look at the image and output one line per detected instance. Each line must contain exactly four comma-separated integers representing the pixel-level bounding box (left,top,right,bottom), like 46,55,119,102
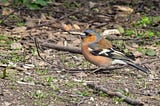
88,34,92,36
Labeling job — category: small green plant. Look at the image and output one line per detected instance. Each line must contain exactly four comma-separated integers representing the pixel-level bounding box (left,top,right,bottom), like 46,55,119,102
81,61,90,68
63,1,82,9
116,89,130,97
113,97,124,104
137,47,156,56
45,76,54,83
9,52,25,63
99,91,107,97
1,68,7,79
16,22,25,27
43,76,56,86
77,90,93,97
125,29,135,36
66,61,77,68
145,48,156,56
113,89,132,104
64,80,76,88
147,30,155,38
24,0,48,10
138,16,151,27
0,35,13,46
33,90,46,99
36,69,49,75
3,0,50,10
0,35,24,78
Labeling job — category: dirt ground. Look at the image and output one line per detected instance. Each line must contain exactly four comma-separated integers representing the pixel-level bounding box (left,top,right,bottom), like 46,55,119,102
0,0,160,106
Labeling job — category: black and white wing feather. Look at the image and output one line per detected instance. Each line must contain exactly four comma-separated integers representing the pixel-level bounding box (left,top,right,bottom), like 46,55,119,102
89,47,149,74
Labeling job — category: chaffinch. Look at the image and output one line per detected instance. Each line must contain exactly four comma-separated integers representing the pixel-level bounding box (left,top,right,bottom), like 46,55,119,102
80,29,149,74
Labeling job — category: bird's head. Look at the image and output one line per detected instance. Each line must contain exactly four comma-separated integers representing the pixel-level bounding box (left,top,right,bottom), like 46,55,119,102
81,29,102,43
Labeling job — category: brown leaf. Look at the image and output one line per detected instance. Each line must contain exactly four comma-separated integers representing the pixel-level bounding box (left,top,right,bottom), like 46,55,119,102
73,24,80,30
133,51,143,57
102,29,120,36
114,5,134,13
0,1,10,6
62,23,72,31
12,26,26,33
2,8,13,16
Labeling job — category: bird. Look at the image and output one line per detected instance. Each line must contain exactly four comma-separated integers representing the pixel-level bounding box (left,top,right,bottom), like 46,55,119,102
80,29,149,74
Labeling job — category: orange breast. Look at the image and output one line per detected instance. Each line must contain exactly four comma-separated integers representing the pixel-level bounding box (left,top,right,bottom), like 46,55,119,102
82,43,112,67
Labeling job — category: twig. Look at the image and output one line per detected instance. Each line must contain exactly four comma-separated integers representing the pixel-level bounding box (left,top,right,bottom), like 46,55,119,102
0,64,26,71
87,83,144,106
1,10,15,22
34,38,53,65
0,10,16,28
41,42,82,54
141,58,160,65
59,8,84,20
63,66,124,73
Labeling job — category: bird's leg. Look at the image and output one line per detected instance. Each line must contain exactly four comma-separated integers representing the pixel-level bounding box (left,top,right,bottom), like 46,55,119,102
91,67,105,73
91,66,118,73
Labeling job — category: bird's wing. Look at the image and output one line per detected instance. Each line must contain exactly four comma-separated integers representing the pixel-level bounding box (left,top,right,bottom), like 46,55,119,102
87,37,149,73
88,37,133,61
90,47,132,61
89,47,149,73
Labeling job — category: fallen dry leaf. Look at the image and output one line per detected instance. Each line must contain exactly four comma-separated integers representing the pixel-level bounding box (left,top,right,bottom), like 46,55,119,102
73,24,80,30
12,26,26,33
62,23,72,31
25,19,37,27
102,29,121,36
0,1,10,6
113,5,134,13
133,51,143,57
2,8,13,16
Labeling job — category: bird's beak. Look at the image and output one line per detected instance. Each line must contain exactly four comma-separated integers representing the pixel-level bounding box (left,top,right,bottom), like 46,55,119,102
80,33,86,39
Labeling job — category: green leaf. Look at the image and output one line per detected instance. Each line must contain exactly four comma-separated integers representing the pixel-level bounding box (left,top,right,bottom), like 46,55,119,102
137,47,146,54
145,49,156,56
137,33,143,38
2,0,8,2
125,29,135,36
148,31,154,38
118,26,124,34
34,0,47,6
26,3,41,10
140,16,151,26
22,0,29,4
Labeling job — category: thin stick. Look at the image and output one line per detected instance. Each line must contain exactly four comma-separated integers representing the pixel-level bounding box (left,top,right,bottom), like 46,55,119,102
34,38,52,65
41,42,82,54
0,64,26,71
87,83,144,105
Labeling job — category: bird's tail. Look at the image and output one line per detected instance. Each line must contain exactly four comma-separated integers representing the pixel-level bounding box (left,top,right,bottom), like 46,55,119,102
125,61,149,74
